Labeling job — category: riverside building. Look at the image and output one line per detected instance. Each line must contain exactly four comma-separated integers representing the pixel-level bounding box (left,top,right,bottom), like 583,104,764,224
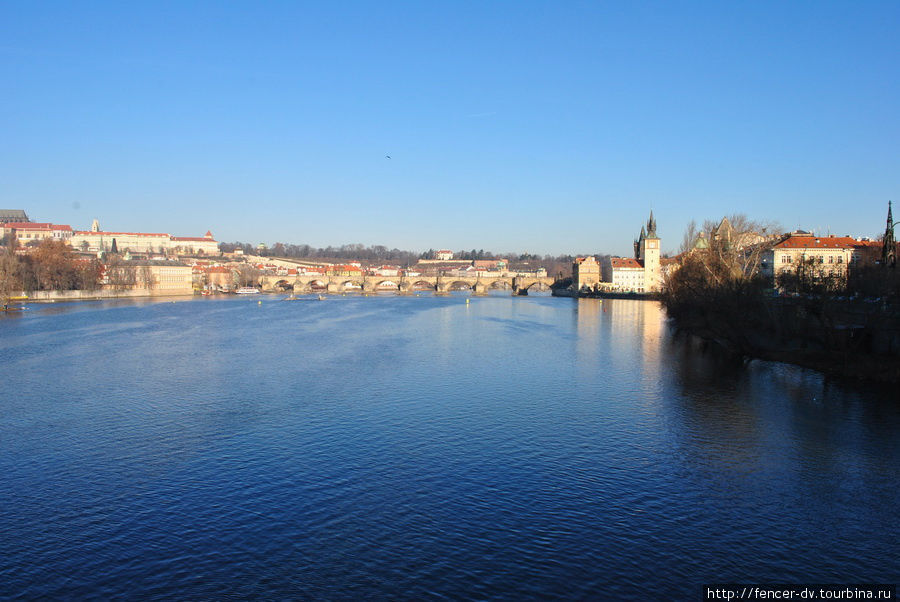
70,220,219,255
759,233,878,281
601,212,662,293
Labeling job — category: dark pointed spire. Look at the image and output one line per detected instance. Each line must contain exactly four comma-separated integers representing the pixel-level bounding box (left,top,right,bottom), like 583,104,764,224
647,210,656,236
884,201,896,268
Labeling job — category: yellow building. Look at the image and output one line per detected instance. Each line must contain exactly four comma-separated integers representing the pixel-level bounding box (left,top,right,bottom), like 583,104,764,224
102,261,194,295
759,233,875,280
572,256,601,291
1,222,73,244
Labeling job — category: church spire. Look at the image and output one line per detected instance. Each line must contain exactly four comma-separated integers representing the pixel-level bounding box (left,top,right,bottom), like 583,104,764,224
647,210,656,237
883,201,896,268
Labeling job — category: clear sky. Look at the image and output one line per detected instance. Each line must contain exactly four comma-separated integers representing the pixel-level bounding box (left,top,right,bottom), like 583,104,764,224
2,1,898,256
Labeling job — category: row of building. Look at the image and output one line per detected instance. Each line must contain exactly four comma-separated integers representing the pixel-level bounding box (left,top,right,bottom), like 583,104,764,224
573,210,889,294
573,212,668,293
0,218,220,255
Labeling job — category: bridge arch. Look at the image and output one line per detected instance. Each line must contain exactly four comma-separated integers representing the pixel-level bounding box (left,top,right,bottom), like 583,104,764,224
516,280,552,295
274,279,293,291
340,280,363,290
445,281,474,292
372,279,400,291
297,279,327,293
411,280,436,291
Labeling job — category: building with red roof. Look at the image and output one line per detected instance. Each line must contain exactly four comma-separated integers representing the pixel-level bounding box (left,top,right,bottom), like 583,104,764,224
759,233,876,280
70,220,219,255
1,222,73,244
584,212,662,293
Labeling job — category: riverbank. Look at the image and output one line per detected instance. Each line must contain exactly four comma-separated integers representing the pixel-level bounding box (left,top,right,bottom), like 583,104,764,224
17,289,198,302
666,297,900,384
552,288,659,300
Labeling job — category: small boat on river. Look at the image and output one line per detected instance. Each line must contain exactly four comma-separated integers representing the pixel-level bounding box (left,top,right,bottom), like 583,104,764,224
235,287,260,295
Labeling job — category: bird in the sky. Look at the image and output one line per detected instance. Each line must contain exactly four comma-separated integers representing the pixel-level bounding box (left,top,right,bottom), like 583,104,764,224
385,155,391,159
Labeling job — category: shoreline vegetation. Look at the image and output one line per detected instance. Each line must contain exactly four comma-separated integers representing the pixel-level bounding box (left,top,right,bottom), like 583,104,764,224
661,216,900,384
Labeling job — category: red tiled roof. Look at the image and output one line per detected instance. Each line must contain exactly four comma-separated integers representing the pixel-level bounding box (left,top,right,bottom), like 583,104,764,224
172,236,217,242
610,257,643,269
4,222,72,231
74,231,169,237
774,235,860,249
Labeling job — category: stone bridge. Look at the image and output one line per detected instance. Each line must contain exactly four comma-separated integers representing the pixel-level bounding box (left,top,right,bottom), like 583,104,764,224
259,274,555,295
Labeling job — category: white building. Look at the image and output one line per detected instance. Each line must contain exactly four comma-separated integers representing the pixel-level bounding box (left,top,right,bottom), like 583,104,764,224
70,221,219,255
603,257,646,292
1,222,73,244
599,212,662,293
759,233,877,280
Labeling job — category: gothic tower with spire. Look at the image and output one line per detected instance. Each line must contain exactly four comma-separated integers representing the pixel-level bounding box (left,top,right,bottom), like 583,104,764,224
639,211,661,292
883,201,896,268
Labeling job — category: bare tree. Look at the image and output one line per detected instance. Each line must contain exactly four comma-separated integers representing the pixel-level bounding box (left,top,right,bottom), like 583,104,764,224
678,219,699,255
681,214,782,285
105,256,137,290
139,265,155,289
0,245,22,307
233,264,260,288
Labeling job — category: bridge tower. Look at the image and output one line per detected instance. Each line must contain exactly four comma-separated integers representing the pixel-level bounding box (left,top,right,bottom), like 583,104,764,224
638,211,661,292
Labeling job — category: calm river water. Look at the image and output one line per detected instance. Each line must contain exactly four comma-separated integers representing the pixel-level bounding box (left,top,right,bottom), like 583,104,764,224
1,295,897,600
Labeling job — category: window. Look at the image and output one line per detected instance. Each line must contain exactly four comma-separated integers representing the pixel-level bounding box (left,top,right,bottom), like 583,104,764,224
837,256,843,264
828,256,834,264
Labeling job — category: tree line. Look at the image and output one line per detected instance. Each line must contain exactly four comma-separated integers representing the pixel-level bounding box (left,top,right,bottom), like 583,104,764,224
0,238,102,303
661,214,900,380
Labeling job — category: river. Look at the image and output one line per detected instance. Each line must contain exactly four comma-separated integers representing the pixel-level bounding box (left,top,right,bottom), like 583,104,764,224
1,295,897,599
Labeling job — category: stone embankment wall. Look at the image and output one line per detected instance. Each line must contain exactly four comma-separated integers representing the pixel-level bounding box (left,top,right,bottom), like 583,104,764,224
23,289,196,302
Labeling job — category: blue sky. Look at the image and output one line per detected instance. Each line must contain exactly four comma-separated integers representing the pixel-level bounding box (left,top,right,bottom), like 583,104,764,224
2,1,898,256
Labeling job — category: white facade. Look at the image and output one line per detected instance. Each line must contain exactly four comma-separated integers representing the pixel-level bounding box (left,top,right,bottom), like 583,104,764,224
1,222,73,243
597,212,662,293
602,258,647,292
759,234,873,280
71,227,219,255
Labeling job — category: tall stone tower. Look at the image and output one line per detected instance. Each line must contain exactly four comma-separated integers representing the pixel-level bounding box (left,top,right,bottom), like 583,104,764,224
638,211,661,292
90,219,100,232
